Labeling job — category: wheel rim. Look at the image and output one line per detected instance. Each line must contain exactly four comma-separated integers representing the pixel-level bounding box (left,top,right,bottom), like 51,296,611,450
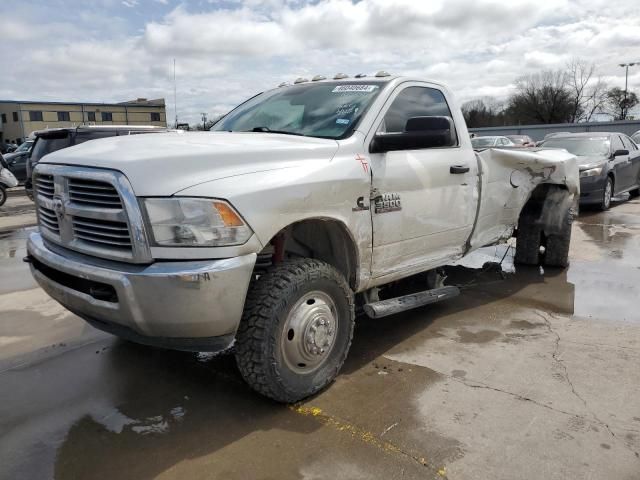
604,180,612,208
281,290,339,374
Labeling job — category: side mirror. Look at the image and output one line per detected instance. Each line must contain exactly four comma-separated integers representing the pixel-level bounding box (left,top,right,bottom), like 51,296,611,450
370,116,455,154
612,149,629,157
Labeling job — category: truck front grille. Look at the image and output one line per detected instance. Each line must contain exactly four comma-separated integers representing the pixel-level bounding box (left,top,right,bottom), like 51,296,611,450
33,165,151,264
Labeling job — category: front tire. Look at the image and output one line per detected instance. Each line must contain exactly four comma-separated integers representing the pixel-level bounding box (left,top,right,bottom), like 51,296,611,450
600,177,613,210
0,186,6,207
235,259,354,403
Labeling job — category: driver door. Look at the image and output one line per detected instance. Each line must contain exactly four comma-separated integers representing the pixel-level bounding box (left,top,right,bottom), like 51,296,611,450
367,83,478,279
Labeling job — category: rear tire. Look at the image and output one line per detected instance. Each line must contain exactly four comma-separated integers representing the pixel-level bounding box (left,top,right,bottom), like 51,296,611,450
0,186,6,207
515,215,542,265
544,204,574,268
630,187,639,199
235,258,354,403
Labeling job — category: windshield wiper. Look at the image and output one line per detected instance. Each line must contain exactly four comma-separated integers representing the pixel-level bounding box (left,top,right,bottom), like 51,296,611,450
245,126,306,136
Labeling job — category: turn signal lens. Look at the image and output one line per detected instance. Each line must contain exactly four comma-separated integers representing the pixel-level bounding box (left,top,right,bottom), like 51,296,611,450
213,201,245,227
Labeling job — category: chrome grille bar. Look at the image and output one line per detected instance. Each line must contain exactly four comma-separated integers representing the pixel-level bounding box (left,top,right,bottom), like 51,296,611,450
38,206,60,234
68,178,122,208
36,175,55,199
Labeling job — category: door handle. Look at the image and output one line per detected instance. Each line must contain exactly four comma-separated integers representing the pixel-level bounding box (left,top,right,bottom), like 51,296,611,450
450,165,470,174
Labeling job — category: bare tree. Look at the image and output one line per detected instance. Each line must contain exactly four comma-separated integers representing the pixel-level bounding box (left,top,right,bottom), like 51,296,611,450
507,70,574,124
566,58,595,122
461,97,507,127
582,77,609,121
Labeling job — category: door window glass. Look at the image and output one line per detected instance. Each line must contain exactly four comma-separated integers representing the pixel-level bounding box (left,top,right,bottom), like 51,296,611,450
622,135,637,150
611,135,624,153
380,86,457,145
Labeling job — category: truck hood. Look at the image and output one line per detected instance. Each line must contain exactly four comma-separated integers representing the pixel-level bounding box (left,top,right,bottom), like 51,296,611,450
40,131,339,196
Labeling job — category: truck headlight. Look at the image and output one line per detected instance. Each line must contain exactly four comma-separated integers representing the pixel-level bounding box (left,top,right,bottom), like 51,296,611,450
580,167,603,178
142,198,252,246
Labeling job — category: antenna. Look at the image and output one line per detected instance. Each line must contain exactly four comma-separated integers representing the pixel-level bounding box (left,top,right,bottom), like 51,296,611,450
173,58,178,128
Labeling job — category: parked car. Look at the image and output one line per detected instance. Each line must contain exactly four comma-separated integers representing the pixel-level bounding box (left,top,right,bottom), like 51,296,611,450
632,130,640,145
25,125,169,199
539,132,640,210
0,153,20,206
506,135,535,147
26,75,579,403
2,139,34,184
471,136,516,148
1,142,18,154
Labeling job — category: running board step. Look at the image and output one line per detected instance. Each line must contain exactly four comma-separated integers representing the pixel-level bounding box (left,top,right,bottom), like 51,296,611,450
363,286,460,319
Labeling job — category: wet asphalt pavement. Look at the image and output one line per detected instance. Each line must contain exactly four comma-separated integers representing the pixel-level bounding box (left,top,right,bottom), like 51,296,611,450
1,194,640,480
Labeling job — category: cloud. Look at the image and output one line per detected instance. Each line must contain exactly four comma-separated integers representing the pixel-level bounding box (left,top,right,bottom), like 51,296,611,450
1,0,639,124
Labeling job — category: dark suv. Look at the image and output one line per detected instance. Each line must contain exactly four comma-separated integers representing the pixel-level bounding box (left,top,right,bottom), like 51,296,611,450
26,125,169,199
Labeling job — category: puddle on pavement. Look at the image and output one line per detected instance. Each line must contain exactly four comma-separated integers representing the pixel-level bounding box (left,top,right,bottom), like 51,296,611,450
0,341,318,480
444,202,640,325
568,206,640,324
0,227,38,295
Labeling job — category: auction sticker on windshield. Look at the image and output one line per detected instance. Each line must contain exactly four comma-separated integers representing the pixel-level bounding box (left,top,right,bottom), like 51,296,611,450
332,85,379,93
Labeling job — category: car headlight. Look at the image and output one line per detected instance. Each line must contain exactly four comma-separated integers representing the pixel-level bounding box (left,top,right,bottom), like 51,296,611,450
142,198,252,246
580,167,603,178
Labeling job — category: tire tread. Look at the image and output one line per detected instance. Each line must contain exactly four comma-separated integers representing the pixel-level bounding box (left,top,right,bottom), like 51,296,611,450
235,258,354,403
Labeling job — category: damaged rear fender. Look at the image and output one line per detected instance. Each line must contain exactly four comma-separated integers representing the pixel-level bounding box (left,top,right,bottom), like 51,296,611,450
470,148,579,249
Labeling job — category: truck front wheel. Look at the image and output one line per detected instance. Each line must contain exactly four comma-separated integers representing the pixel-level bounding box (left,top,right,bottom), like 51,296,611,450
235,258,355,403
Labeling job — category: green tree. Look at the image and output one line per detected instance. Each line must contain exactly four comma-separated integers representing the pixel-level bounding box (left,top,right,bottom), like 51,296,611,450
605,87,639,120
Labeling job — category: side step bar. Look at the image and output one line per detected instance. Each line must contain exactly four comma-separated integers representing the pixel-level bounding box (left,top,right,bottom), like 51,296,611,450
363,286,460,319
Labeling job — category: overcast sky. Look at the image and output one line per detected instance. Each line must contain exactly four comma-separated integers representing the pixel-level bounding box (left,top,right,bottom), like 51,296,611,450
1,0,639,124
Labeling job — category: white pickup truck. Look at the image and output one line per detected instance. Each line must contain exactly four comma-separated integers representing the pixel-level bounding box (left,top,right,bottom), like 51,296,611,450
26,74,578,402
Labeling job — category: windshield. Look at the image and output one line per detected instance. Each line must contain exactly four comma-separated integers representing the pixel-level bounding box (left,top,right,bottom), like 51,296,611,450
541,137,610,157
15,141,33,153
471,137,496,147
212,82,383,139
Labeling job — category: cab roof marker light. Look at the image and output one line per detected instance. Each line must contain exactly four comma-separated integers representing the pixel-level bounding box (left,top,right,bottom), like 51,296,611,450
375,71,391,77
355,73,367,78
333,73,349,79
278,82,289,87
311,75,326,81
294,77,309,84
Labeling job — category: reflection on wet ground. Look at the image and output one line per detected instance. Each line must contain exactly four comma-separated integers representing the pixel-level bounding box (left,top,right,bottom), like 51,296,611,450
0,227,37,295
1,198,639,479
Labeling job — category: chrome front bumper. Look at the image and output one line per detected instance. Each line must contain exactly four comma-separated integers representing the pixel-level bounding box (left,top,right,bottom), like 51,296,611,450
27,232,256,350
